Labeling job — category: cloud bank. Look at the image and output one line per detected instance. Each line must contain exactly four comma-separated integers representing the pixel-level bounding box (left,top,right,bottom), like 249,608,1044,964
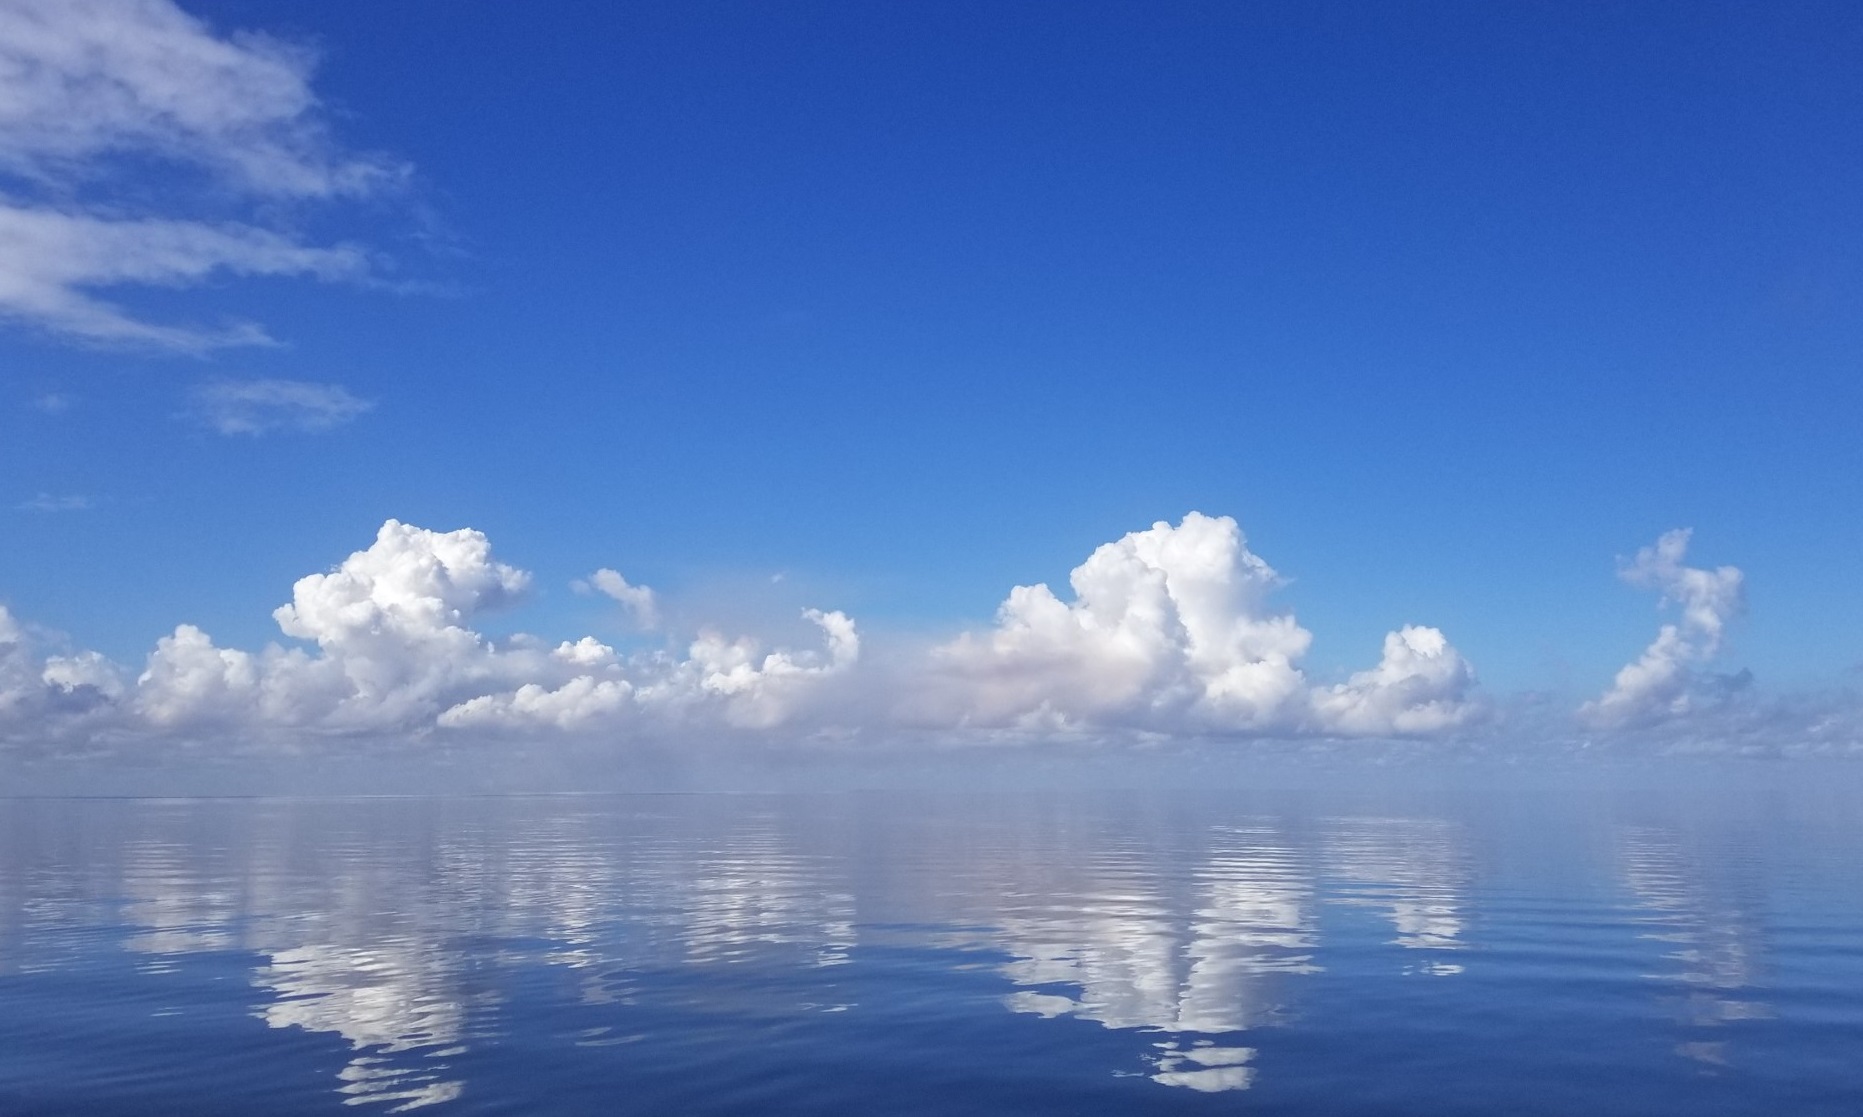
0,0,401,348
6,514,1853,761
1,513,1487,753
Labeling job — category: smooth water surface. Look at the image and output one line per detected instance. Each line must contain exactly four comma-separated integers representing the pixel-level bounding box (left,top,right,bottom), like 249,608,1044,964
3,778,1862,1114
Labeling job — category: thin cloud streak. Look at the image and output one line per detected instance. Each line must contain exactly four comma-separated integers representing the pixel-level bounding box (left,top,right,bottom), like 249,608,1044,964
193,378,374,435
17,492,92,512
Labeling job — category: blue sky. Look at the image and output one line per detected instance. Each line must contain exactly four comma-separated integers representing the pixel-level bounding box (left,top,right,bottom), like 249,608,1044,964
2,1,1860,765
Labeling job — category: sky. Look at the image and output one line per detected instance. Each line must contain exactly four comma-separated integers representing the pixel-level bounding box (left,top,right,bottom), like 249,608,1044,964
2,0,1861,781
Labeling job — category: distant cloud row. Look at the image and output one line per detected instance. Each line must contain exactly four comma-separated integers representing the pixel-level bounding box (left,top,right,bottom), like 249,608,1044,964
0,0,398,349
4,511,1842,757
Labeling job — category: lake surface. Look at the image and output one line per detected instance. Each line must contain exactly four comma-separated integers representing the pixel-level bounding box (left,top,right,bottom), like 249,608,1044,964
3,775,1862,1114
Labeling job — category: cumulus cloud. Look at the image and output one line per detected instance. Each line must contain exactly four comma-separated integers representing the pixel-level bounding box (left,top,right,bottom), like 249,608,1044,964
0,602,121,730
1581,530,1745,729
908,513,1477,737
441,609,860,734
2,512,1855,764
138,520,536,732
192,377,373,435
0,0,402,348
1310,625,1478,736
119,519,862,741
1,512,1481,751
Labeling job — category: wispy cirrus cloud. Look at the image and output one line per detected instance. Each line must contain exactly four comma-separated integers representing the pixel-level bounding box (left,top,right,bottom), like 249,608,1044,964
0,207,371,349
0,0,405,349
191,377,373,435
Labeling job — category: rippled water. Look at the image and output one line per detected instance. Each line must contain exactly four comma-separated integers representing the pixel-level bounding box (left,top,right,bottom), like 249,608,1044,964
4,777,1862,1114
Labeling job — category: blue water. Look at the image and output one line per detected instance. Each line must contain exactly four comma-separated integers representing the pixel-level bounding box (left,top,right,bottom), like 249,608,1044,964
3,777,1863,1114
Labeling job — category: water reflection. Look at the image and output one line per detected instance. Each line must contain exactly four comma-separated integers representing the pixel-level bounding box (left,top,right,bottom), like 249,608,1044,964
1618,825,1771,1068
1322,817,1470,973
119,837,239,961
107,816,476,1110
989,823,1318,1090
258,942,467,1110
0,791,1834,1114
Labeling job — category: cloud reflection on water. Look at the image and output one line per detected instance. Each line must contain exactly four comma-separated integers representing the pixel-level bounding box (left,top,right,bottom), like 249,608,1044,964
4,794,1807,1110
1322,817,1471,973
985,824,1319,1090
1618,825,1772,1068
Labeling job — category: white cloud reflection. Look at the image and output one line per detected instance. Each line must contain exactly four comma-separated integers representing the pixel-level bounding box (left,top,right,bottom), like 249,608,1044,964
985,822,1321,1092
258,943,467,1112
1322,816,1470,971
1618,825,1771,1067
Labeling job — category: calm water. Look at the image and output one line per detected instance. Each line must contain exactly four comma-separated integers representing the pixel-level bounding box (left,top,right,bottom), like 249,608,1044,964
3,777,1862,1114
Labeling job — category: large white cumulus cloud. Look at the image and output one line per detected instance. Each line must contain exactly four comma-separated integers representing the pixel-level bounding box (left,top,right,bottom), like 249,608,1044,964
1581,529,1744,729
126,519,862,740
911,513,1478,737
3,513,1483,751
138,521,535,731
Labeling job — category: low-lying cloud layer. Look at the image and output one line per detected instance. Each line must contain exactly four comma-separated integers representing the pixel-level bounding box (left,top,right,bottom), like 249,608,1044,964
2,513,1486,752
2,512,1849,759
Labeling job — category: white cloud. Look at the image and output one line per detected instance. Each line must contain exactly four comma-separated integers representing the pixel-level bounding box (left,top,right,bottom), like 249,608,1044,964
580,567,659,629
438,674,637,733
4,513,1858,763
0,602,120,728
0,0,401,348
442,608,861,733
1310,625,1478,736
124,518,861,739
674,608,860,729
0,512,1493,750
1581,529,1745,728
911,513,1312,732
137,520,533,731
907,513,1476,738
193,377,373,435
41,649,123,698
0,0,397,197
0,204,368,349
